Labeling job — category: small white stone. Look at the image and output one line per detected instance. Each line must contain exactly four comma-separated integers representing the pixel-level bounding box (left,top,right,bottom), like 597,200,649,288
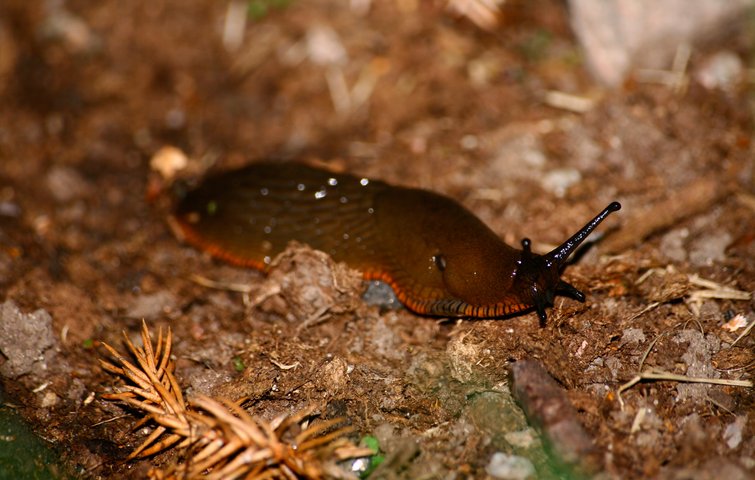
150,146,188,180
541,168,581,198
486,452,535,480
460,134,479,150
504,429,538,449
723,416,747,449
40,391,59,408
696,51,744,91
689,231,731,266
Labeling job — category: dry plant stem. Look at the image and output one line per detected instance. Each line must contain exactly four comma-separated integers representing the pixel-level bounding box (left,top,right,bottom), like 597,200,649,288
269,356,300,370
635,43,691,93
190,273,254,293
617,368,753,410
446,0,502,30
638,332,666,372
731,317,755,347
543,90,595,113
686,274,751,301
627,302,660,322
601,177,723,254
618,320,754,410
190,273,285,312
685,273,751,317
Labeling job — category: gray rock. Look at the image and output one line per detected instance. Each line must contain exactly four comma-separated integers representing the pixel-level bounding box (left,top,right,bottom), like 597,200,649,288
0,301,56,378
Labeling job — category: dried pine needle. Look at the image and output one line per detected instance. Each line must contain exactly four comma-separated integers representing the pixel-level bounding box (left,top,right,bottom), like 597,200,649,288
100,320,372,479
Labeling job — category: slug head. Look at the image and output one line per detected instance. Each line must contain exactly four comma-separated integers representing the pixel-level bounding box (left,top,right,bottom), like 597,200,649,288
513,202,621,325
512,239,584,326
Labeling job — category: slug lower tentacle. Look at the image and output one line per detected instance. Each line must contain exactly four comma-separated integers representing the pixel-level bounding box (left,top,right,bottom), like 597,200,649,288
172,162,620,324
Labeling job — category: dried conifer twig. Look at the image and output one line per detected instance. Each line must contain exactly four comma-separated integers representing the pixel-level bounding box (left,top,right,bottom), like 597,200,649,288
100,321,191,459
100,320,372,479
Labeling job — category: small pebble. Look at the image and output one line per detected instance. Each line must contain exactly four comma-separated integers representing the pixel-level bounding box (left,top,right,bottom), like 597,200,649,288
0,301,56,378
460,134,479,150
621,327,646,345
659,228,688,263
723,416,746,449
46,165,91,202
541,168,581,198
504,429,538,449
150,145,188,180
689,231,731,266
0,201,20,217
696,51,744,91
362,280,400,309
40,391,59,408
486,452,535,480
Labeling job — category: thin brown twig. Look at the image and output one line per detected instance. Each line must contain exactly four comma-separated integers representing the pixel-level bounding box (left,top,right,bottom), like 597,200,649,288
617,368,753,410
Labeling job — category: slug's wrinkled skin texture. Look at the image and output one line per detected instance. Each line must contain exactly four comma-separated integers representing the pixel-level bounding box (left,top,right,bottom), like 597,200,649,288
173,162,621,323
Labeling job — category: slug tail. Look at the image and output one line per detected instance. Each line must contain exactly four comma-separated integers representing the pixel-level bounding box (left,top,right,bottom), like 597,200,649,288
546,201,621,266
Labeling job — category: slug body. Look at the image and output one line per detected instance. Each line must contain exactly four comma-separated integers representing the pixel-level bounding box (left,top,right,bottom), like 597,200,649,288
174,162,620,323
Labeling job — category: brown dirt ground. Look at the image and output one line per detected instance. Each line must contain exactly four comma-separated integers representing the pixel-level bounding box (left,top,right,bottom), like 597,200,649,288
0,0,753,479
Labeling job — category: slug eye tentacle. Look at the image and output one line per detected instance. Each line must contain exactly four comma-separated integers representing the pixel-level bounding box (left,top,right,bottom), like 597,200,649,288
546,202,621,267
520,238,532,259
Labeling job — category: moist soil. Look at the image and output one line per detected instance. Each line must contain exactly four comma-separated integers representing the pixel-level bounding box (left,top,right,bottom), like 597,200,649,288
0,1,753,479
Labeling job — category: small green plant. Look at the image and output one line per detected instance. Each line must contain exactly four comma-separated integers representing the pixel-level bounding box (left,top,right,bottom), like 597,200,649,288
232,355,246,372
520,29,552,62
247,0,293,20
358,435,385,478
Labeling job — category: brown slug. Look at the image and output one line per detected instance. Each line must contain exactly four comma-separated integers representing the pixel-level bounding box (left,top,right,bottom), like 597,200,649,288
173,162,620,324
